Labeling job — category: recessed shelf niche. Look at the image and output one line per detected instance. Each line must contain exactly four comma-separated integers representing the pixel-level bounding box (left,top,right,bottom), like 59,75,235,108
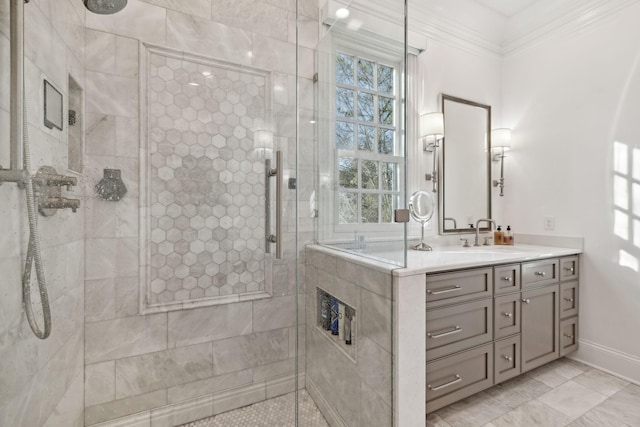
316,287,356,361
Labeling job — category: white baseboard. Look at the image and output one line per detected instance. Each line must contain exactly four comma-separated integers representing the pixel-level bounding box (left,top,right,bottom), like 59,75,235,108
306,375,348,427
570,339,640,385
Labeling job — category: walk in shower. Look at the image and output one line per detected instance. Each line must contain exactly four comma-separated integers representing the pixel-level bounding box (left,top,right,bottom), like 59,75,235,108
0,0,406,425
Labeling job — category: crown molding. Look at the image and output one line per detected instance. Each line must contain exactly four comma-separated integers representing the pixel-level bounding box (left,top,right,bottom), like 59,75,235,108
502,0,640,55
342,0,640,58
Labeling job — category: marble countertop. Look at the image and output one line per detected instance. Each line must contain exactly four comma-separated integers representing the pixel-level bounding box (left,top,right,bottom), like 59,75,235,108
393,244,583,276
307,240,583,276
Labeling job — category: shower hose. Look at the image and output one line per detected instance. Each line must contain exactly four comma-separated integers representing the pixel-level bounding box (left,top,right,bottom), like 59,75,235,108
21,99,52,340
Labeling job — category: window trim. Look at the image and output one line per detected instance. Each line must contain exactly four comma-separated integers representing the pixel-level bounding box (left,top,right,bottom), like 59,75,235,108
330,47,405,235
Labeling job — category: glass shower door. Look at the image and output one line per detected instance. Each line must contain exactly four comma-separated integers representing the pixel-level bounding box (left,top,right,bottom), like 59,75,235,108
140,4,306,426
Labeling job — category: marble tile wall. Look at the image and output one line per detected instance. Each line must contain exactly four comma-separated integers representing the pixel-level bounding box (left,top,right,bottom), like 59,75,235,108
305,247,393,426
83,0,318,425
145,50,268,307
0,0,86,426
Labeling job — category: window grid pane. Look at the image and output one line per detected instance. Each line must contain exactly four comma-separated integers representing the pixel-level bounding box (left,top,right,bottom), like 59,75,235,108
336,53,355,85
361,193,379,223
336,121,355,150
357,59,375,90
335,52,399,226
338,157,357,189
361,160,379,190
336,87,354,118
358,125,376,152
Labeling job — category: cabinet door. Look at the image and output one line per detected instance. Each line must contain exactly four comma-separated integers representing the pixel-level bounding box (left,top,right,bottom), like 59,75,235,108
560,317,579,356
560,281,579,319
494,293,521,339
521,284,560,373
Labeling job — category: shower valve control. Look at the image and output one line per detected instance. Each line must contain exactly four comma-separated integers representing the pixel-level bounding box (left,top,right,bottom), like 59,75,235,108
34,166,81,216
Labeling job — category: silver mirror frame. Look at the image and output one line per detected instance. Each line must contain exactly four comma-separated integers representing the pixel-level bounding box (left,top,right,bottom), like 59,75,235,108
438,94,492,234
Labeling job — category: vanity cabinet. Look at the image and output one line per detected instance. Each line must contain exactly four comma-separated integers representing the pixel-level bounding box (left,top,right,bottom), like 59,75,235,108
521,283,559,372
425,255,579,413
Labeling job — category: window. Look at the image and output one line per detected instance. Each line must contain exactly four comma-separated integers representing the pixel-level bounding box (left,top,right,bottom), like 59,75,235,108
334,52,402,225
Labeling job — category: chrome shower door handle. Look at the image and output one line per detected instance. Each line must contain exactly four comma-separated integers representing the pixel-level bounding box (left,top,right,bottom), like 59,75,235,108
267,150,283,259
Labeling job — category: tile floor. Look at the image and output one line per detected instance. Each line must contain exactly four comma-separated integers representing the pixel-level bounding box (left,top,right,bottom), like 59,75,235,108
177,389,329,427
428,358,640,427
179,358,639,427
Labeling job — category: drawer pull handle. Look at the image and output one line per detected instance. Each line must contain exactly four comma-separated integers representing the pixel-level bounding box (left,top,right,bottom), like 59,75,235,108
428,374,462,391
503,312,513,318
534,271,546,277
427,285,461,295
563,297,574,303
502,276,513,282
428,326,462,339
522,298,531,304
502,355,513,362
564,267,575,273
564,333,574,339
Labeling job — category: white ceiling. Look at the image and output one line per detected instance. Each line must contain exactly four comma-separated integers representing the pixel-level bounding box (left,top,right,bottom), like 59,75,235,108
471,0,541,17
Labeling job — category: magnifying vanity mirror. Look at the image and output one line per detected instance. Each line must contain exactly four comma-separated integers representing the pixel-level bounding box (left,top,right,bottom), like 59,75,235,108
409,190,435,250
439,94,492,234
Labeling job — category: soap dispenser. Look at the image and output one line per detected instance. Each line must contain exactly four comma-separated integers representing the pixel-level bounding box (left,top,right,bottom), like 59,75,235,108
505,225,514,245
494,225,504,245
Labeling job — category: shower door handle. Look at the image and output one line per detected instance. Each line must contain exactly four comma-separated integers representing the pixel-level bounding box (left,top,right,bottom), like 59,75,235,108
267,150,283,259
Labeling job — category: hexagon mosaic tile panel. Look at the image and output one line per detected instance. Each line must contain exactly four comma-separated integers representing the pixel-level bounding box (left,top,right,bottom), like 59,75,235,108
146,51,270,307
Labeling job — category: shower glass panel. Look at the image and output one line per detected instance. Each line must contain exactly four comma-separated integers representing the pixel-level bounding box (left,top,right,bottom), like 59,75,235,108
314,0,408,268
303,1,406,426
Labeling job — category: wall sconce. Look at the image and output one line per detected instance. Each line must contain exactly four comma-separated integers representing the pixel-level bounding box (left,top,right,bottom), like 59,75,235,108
253,129,274,160
491,128,512,197
420,112,444,193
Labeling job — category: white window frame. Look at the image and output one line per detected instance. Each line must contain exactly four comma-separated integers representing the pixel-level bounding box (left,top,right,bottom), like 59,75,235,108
330,45,405,237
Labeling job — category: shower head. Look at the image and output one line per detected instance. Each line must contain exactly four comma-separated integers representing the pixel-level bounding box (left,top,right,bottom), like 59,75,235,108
84,0,127,14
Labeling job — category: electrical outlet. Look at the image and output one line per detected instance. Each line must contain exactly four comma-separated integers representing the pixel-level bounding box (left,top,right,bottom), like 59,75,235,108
543,216,555,230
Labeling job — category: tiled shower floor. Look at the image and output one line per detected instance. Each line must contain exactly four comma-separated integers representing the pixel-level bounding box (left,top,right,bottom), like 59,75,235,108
177,389,329,427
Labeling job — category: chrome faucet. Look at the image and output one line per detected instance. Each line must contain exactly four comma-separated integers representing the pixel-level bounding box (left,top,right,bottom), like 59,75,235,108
474,218,496,246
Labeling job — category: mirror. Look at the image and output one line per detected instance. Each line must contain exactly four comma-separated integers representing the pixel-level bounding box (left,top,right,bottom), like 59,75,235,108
409,190,434,251
439,94,491,234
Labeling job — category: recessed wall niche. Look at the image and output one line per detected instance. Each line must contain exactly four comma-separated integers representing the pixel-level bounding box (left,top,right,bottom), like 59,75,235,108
139,44,274,313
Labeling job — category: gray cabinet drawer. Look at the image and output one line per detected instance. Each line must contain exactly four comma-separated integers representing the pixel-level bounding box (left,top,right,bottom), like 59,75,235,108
427,298,493,361
560,281,579,319
426,343,493,412
426,268,493,308
560,317,578,356
494,264,520,294
494,335,521,384
560,256,579,281
522,259,558,288
494,293,521,339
